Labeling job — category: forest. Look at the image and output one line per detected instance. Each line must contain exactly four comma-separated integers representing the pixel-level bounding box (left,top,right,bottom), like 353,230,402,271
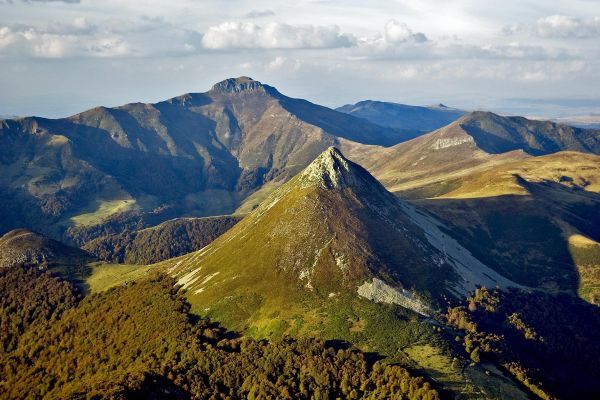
0,265,440,400
447,287,600,400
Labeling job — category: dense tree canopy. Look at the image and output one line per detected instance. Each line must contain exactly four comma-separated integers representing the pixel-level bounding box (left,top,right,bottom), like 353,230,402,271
0,265,80,355
82,216,241,264
447,287,600,400
0,266,440,400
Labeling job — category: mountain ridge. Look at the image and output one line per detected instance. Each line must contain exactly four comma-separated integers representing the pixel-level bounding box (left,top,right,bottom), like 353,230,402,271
0,77,417,240
2,78,598,253
346,110,599,195
336,99,465,131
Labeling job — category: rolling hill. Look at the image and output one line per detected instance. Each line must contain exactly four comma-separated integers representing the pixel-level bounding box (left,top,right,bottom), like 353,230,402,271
0,229,93,269
336,100,465,131
0,77,412,241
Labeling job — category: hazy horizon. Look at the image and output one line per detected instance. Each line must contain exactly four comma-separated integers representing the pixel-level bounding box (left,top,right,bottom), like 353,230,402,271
1,0,599,119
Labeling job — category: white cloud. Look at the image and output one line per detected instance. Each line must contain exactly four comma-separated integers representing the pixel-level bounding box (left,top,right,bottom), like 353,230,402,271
45,17,97,35
2,1,600,118
535,15,600,38
460,42,571,60
267,56,301,71
504,15,600,39
0,25,130,58
384,19,428,44
382,59,590,82
201,21,356,49
349,20,433,60
353,30,568,62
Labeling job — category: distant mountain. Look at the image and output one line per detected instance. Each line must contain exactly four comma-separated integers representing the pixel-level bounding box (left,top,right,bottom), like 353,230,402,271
552,114,600,129
158,147,518,343
336,100,465,131
83,215,242,264
457,111,600,155
347,111,600,194
0,77,414,240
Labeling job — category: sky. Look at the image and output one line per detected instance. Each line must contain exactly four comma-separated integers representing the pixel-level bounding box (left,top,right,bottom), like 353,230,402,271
1,0,599,119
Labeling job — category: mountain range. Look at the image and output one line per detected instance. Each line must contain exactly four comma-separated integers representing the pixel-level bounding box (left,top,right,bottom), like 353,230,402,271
346,110,600,195
2,78,598,249
0,77,419,241
2,76,600,399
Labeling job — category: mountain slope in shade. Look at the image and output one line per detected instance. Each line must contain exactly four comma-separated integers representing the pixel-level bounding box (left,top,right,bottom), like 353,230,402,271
0,77,412,239
458,111,600,155
336,100,465,131
405,151,600,304
158,148,519,340
345,111,600,195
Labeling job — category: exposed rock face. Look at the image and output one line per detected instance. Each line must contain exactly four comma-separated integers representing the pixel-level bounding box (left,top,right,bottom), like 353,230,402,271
431,136,474,150
298,147,374,190
210,77,269,94
357,278,430,316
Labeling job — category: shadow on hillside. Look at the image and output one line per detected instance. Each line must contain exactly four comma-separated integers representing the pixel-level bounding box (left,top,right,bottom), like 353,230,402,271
409,178,600,299
0,108,246,239
44,111,240,198
460,123,545,155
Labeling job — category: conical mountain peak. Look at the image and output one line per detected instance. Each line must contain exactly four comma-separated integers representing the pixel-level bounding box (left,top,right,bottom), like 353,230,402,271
297,146,377,190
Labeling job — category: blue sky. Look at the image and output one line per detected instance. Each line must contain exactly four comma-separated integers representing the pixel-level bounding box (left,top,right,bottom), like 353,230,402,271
1,0,599,118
